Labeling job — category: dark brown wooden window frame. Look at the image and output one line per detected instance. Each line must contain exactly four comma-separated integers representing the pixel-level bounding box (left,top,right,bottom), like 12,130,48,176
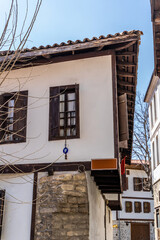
0,91,28,144
133,177,142,191
143,202,150,213
125,201,132,213
134,201,142,213
49,84,80,141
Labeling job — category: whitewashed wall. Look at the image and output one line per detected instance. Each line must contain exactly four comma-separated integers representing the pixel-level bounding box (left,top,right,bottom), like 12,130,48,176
0,173,33,240
0,55,114,165
112,169,154,221
149,78,160,183
123,169,153,198
86,172,113,240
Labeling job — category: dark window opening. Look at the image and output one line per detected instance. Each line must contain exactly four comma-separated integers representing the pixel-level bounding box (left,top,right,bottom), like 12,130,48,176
125,201,132,213
133,177,142,191
134,202,141,213
0,91,28,144
143,202,150,213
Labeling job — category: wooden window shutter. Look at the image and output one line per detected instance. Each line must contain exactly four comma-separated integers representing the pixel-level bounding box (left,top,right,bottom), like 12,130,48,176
49,87,60,140
0,190,5,236
118,93,129,148
13,91,28,142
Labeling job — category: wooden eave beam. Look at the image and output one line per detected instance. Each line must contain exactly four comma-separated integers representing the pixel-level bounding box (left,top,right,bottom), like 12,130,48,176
117,80,135,87
117,61,136,67
0,161,91,174
154,10,160,23
117,71,135,78
118,88,135,96
116,51,136,56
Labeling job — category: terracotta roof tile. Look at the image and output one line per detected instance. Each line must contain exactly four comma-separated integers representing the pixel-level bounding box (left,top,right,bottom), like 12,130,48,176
0,30,143,56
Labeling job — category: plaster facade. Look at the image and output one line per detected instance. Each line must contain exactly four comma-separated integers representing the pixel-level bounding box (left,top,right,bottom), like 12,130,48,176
0,55,114,165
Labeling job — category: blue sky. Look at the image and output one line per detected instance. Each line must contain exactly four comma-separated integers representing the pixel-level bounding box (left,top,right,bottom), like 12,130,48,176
1,0,154,94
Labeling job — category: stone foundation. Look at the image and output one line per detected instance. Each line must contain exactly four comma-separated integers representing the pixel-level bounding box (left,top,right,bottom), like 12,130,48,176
35,172,89,240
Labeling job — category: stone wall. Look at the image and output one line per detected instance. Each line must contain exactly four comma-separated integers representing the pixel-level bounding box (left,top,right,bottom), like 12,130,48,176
113,220,154,240
35,172,89,240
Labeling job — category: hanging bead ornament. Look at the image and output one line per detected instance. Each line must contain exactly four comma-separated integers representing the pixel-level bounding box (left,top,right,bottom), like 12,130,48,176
63,139,68,160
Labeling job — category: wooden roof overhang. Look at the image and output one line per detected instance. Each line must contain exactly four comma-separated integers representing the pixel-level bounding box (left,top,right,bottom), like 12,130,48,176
145,0,160,102
0,31,142,166
151,0,160,77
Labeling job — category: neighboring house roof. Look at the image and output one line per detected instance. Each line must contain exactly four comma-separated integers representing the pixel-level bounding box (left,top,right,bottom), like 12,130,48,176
0,30,143,164
126,159,149,170
144,0,160,102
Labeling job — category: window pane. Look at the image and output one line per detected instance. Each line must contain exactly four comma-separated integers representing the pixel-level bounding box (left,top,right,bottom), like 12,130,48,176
60,119,64,127
71,118,76,125
60,113,64,118
68,101,75,111
60,94,65,101
60,102,64,112
67,128,70,136
68,93,75,101
71,112,76,117
71,127,76,136
60,129,64,137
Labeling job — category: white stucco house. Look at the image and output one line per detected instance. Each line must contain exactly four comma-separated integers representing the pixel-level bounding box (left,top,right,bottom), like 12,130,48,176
144,1,160,240
0,30,142,240
112,160,154,240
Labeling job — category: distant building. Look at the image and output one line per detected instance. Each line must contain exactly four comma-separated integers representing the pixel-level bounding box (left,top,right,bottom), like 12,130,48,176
144,1,160,240
112,160,154,240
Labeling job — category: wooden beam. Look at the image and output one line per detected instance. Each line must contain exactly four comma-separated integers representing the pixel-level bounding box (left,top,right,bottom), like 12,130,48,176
117,80,135,87
30,173,37,240
116,51,136,56
117,71,135,78
42,54,51,59
101,189,122,193
0,161,91,174
154,11,160,23
115,40,136,51
117,61,136,67
118,88,135,96
108,200,122,210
